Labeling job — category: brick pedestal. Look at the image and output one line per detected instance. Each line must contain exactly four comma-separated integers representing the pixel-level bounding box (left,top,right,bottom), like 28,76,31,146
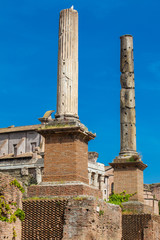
38,123,95,184
27,183,102,198
110,161,147,202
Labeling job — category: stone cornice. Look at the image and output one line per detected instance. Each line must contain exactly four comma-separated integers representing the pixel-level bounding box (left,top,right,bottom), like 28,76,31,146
37,125,96,142
109,161,147,171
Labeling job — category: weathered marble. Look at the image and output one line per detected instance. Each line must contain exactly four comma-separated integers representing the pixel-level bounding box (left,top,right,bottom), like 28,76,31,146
55,8,79,120
120,35,136,154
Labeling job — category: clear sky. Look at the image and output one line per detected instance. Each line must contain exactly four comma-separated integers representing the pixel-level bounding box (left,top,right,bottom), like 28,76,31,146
0,0,160,184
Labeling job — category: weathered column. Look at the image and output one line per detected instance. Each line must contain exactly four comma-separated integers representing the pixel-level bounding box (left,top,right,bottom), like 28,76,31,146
55,7,78,120
109,35,147,204
34,8,102,199
93,172,98,188
120,35,136,155
88,171,92,185
99,175,104,190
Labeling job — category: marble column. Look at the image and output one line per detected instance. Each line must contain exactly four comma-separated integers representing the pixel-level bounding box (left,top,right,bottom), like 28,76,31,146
55,7,79,120
99,175,104,190
93,172,98,188
88,171,92,185
120,35,136,155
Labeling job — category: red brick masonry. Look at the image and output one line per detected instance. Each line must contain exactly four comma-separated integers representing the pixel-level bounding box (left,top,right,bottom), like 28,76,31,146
38,126,95,184
22,198,122,240
27,184,102,198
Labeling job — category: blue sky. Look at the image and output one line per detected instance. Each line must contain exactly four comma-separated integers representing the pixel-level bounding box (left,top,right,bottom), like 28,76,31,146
0,0,160,183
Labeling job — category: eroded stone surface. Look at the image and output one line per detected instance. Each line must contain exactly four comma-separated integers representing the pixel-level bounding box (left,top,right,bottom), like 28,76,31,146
62,197,122,240
56,8,79,120
120,35,136,154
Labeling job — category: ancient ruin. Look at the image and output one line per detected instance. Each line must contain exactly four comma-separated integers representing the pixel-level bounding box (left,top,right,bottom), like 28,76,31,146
0,7,160,240
55,8,78,120
120,35,136,155
110,35,148,204
27,7,103,198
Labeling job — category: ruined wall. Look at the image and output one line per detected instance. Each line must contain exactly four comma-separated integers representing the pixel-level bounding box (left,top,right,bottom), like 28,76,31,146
22,197,121,240
22,199,67,239
0,167,41,197
122,214,151,240
143,215,160,240
151,184,160,201
63,198,122,240
122,214,160,240
0,173,22,240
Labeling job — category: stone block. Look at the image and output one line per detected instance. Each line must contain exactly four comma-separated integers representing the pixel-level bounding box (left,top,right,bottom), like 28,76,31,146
120,108,136,124
120,72,135,88
120,123,136,152
120,35,134,73
120,89,135,108
21,167,29,176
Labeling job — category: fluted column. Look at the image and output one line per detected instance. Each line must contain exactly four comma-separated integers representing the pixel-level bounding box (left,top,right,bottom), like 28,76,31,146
99,175,104,190
93,172,98,188
120,35,136,155
88,171,92,185
55,8,79,120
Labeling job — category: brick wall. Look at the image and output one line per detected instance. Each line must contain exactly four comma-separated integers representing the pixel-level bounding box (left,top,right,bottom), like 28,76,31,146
22,197,122,240
0,173,22,240
62,197,122,240
122,214,160,240
122,214,151,240
143,215,160,240
27,184,102,198
22,199,67,239
43,131,89,184
114,167,144,202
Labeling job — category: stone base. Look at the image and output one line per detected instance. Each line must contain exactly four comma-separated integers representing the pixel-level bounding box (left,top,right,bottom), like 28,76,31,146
109,160,147,202
122,201,154,214
38,120,95,185
27,182,102,198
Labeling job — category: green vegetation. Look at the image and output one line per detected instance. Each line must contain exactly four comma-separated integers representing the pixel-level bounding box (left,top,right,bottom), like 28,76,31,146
73,196,87,201
107,191,136,208
15,208,25,221
10,179,25,193
22,196,66,201
158,201,160,215
13,227,17,239
127,156,135,162
99,210,104,216
0,179,25,223
39,123,75,130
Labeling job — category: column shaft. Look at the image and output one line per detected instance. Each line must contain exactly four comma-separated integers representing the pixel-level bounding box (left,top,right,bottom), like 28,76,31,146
56,8,78,119
120,35,136,154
